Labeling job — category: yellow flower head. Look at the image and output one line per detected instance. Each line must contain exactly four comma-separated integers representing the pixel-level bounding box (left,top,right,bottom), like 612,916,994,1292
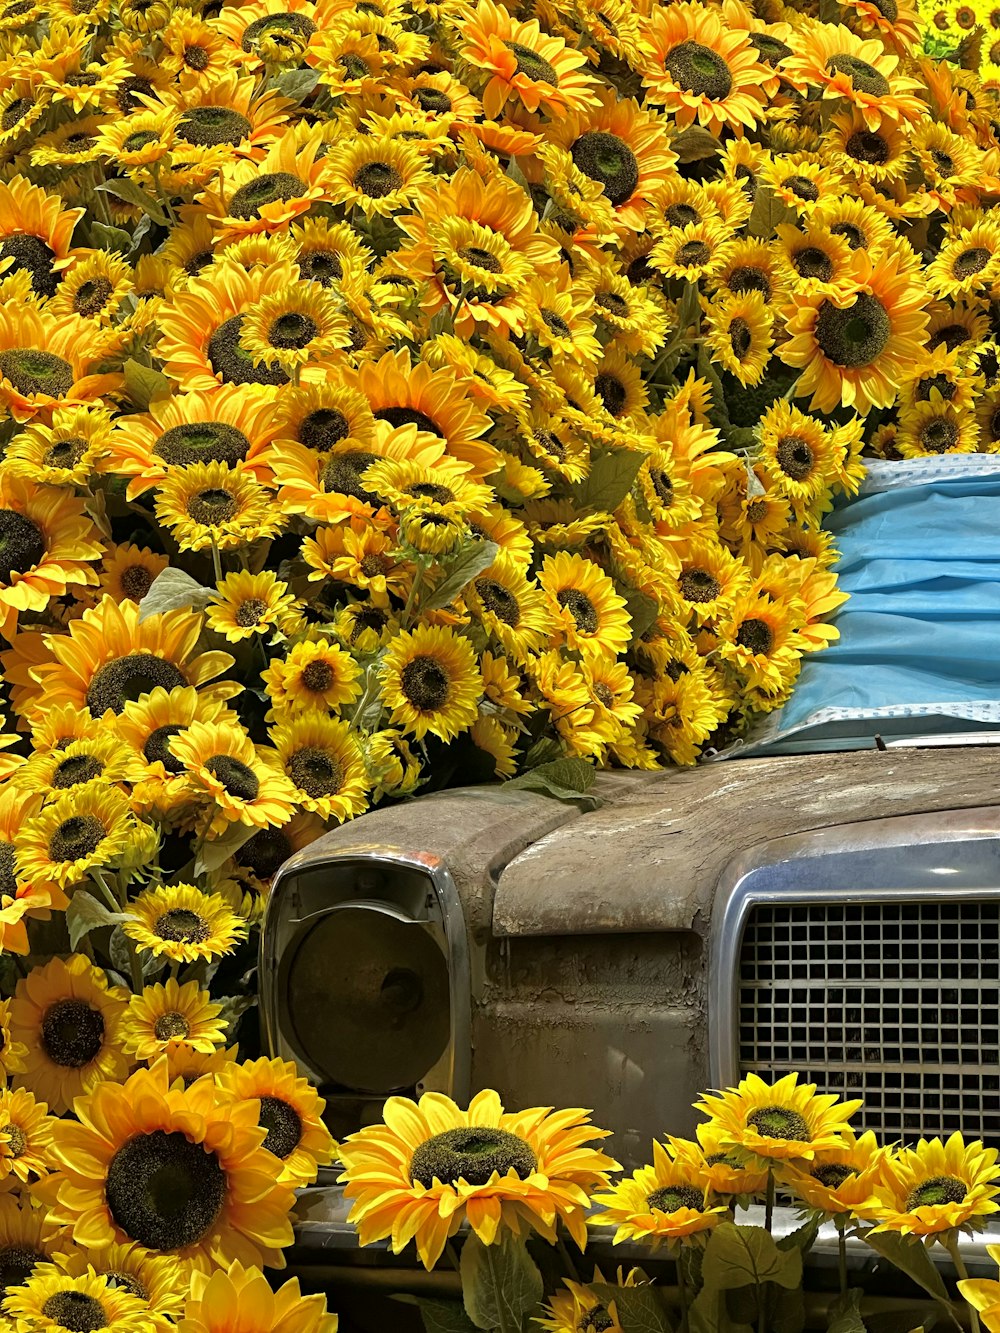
861,1132,1000,1237
694,1072,862,1165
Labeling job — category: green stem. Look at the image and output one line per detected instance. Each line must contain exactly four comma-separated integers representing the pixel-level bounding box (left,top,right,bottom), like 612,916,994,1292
401,560,426,628
764,1167,775,1235
126,941,144,995
948,1231,980,1333
210,538,224,584
484,1241,522,1333
91,868,122,911
677,1247,690,1333
836,1217,848,1299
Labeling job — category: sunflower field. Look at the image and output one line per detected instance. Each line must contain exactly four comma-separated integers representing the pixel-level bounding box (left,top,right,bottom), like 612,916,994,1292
0,0,996,1321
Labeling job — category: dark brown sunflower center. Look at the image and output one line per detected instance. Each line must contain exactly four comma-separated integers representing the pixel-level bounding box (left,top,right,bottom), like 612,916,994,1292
845,128,890,166
595,372,627,416
954,247,991,279
503,39,558,86
242,11,315,50
116,563,153,601
650,468,673,506
86,654,187,716
178,105,252,147
322,449,379,503
831,222,866,251
405,482,455,505
299,246,343,286
595,290,629,318
268,311,318,350
259,1095,303,1159
745,1105,811,1141
929,148,955,178
917,373,954,402
104,1272,146,1300
41,438,84,472
2,1125,25,1157
348,606,389,643
295,410,345,453
794,246,834,281
208,315,289,388
154,422,251,468
41,998,105,1069
228,172,306,221
0,348,74,400
414,87,452,113
205,754,260,801
665,201,701,229
776,435,814,479
373,406,444,437
52,753,104,788
184,43,209,69
556,587,599,634
729,266,773,302
117,76,153,114
187,487,238,525
297,661,334,696
646,1185,705,1213
288,746,344,798
106,1129,228,1251
0,1247,43,1292
905,1175,967,1209
540,309,571,339
0,97,33,131
47,815,106,864
919,416,958,453
0,841,15,897
814,292,891,368
154,908,210,944
736,617,773,656
783,175,819,202
579,1306,614,1333
0,509,44,581
928,323,970,354
475,576,521,626
41,1292,107,1332
680,568,721,603
0,234,57,298
676,239,711,267
409,1127,537,1188
353,161,403,198
73,277,112,318
234,598,268,628
570,131,639,207
122,130,158,154
812,1163,855,1188
826,53,889,96
729,317,752,359
400,656,450,711
153,1011,190,1041
142,725,184,774
664,40,733,99
236,827,291,880
750,32,792,64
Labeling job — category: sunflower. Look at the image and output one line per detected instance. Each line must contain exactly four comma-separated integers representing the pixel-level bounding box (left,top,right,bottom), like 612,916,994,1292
458,0,599,118
217,1056,335,1189
757,401,838,517
178,1261,338,1333
155,461,282,554
538,1269,641,1333
692,1122,771,1198
782,21,924,128
0,1195,60,1297
927,219,1000,298
36,1059,295,1272
9,955,129,1116
379,624,482,742
302,520,411,601
0,175,81,301
4,1267,149,1333
0,304,117,424
123,882,249,966
120,980,227,1063
651,219,734,283
779,1129,887,1216
206,572,301,644
0,1085,54,1186
591,346,647,422
49,250,133,326
861,1133,1000,1237
53,1245,185,1332
339,1089,617,1270
465,553,552,661
712,238,787,307
717,592,803,694
264,714,369,822
270,377,377,456
230,810,326,885
261,637,363,717
591,1140,726,1247
826,109,911,183
325,137,431,220
201,132,331,239
94,544,167,608
897,400,979,456
362,457,494,518
704,292,773,387
241,282,350,375
21,732,132,797
538,552,631,660
780,248,928,413
640,2,766,135
695,1072,861,1167
6,403,111,489
16,783,146,892
116,684,231,810
170,720,296,838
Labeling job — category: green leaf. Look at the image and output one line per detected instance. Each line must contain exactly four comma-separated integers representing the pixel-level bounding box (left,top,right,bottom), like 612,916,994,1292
505,157,529,191
768,1282,805,1333
98,179,169,227
776,1214,820,1256
402,1300,479,1333
65,891,130,949
827,1290,867,1333
571,448,645,513
589,1283,674,1333
421,540,498,613
109,925,162,978
460,1231,543,1333
89,221,133,254
193,823,257,878
505,758,601,807
862,1233,951,1306
620,584,659,640
139,567,213,622
746,184,798,240
701,1223,802,1293
275,67,319,101
123,358,171,412
671,126,723,162
213,993,257,1039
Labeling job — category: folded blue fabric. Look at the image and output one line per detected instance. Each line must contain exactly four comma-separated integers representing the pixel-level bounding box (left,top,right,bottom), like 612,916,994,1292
771,474,1000,731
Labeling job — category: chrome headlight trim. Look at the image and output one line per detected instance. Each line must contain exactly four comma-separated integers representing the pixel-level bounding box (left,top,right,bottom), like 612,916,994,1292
708,806,1000,1091
260,844,472,1103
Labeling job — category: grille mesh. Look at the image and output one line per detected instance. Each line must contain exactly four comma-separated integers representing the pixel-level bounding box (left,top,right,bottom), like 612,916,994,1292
738,900,1000,1146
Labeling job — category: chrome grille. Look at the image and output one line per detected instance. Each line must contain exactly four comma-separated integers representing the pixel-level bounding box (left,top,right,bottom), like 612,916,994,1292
738,900,1000,1146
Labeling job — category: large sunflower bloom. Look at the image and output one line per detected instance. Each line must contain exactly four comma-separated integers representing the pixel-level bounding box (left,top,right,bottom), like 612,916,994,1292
457,0,600,118
782,21,924,128
170,720,296,838
17,783,152,892
465,552,552,661
779,248,929,413
539,551,631,661
0,174,82,301
178,1260,338,1333
9,955,129,1115
591,1139,727,1247
694,1072,862,1167
263,714,369,823
35,1060,296,1272
4,1266,149,1333
154,461,282,554
123,883,248,966
339,1089,618,1270
53,1244,185,1332
0,305,118,423
859,1133,1000,1237
261,638,362,717
379,624,482,743
119,980,227,1063
217,1056,336,1190
779,1129,887,1216
640,2,767,135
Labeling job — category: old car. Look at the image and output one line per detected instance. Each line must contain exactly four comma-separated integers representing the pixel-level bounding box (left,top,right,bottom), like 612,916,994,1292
260,742,1000,1320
